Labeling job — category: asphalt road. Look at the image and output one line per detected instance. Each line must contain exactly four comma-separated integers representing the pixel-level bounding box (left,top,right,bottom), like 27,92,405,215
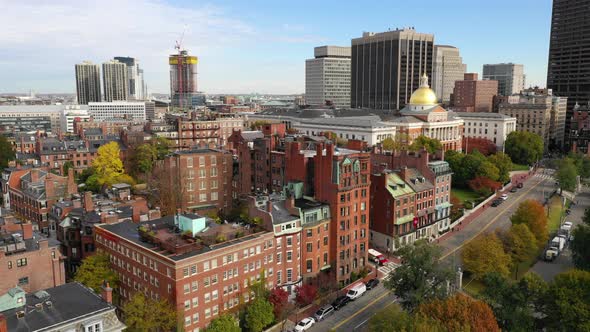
305,171,556,332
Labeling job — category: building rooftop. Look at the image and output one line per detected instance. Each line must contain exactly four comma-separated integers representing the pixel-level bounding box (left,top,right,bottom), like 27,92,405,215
450,112,515,119
385,173,415,197
1,282,117,332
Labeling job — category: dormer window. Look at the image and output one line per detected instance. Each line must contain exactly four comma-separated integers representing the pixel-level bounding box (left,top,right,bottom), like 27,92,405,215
84,320,102,332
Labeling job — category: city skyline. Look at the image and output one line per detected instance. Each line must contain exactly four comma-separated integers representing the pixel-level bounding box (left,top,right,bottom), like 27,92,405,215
1,0,551,95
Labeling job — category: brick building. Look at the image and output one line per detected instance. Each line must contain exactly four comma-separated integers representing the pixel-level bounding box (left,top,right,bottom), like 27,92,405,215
95,214,277,331
3,168,77,234
0,213,65,295
370,148,453,251
155,113,244,149
160,149,234,215
451,73,498,113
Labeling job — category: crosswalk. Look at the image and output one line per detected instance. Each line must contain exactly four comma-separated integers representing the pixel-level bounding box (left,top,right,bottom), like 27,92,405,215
533,173,555,180
378,262,400,276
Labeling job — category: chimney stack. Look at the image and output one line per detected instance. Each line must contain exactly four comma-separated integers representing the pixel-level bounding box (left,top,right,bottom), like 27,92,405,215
266,200,273,212
67,168,77,195
21,223,33,240
83,191,94,212
101,281,113,304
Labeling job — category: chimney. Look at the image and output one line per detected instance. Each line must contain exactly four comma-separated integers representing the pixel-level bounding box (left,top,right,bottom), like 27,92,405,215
132,205,141,223
21,223,33,240
67,168,77,195
399,166,409,181
0,314,7,332
84,191,94,212
30,169,40,183
266,200,273,212
101,281,113,304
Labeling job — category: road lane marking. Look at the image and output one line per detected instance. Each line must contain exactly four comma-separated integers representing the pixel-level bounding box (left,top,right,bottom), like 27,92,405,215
332,291,390,330
440,175,547,261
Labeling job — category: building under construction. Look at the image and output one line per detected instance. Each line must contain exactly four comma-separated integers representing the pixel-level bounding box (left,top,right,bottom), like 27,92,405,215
169,50,204,108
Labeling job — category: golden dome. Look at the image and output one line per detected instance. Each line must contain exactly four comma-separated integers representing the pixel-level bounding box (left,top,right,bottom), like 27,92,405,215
409,74,438,105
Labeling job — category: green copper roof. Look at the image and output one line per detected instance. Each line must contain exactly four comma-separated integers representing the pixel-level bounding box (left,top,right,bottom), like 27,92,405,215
385,173,415,197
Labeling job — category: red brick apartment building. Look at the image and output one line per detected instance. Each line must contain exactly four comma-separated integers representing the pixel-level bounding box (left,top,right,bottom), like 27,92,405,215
0,213,65,295
285,141,370,286
160,149,233,215
95,214,278,331
451,73,498,113
370,148,453,251
2,167,77,234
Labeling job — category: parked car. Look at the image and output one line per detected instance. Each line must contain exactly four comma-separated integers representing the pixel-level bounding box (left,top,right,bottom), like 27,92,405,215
500,194,508,200
510,187,518,193
365,278,380,290
491,199,503,207
331,295,350,310
314,305,334,321
294,317,315,331
346,283,367,300
517,183,524,188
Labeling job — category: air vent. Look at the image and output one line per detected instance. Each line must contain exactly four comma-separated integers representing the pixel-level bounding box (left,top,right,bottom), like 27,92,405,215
35,303,43,311
45,301,52,307
16,310,25,318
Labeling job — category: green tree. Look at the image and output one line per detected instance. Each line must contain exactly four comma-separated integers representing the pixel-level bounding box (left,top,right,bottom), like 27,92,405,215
122,292,177,332
244,298,274,332
510,199,549,247
409,135,443,154
153,136,171,160
381,137,396,151
488,152,513,183
62,160,74,176
369,304,444,332
556,157,578,192
92,141,125,187
505,131,544,165
381,133,410,151
462,233,511,279
250,120,271,130
384,240,453,311
481,272,548,331
571,224,590,271
74,252,119,294
445,150,467,187
0,135,15,169
133,143,158,174
476,161,500,182
205,314,241,332
545,270,590,331
497,224,538,271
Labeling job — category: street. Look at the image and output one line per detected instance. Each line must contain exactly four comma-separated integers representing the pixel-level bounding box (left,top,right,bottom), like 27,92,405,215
306,171,558,332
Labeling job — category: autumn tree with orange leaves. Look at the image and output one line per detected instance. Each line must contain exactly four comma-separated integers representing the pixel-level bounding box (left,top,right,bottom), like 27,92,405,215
510,199,549,248
416,293,500,332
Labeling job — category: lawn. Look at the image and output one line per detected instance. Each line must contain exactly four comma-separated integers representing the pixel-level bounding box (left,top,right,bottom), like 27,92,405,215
452,188,481,205
512,163,530,171
547,196,570,233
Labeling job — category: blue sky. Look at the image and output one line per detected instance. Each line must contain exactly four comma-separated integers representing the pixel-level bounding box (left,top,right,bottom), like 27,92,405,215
0,0,552,94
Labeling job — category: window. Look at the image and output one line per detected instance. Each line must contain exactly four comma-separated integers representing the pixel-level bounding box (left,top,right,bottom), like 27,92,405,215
18,277,29,285
211,192,218,201
199,156,205,166
85,322,102,332
184,283,190,294
184,299,190,309
306,243,312,252
199,193,207,202
211,168,218,177
184,316,191,327
192,297,199,307
190,265,197,275
287,269,293,282
205,293,211,303
287,251,292,262
16,258,27,267
187,157,193,168
287,237,292,247
199,169,206,178
7,261,12,269
205,308,211,318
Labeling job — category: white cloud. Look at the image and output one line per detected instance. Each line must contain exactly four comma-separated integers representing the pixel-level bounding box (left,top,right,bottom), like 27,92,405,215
0,0,310,94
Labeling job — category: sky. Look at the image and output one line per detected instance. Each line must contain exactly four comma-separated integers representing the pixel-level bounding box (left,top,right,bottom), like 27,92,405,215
0,0,552,95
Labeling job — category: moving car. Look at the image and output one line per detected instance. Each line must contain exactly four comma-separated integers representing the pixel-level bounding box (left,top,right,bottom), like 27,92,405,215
368,249,389,266
365,278,380,290
510,187,518,193
294,317,315,331
500,194,508,200
491,199,503,207
346,283,367,300
314,305,334,321
331,295,350,310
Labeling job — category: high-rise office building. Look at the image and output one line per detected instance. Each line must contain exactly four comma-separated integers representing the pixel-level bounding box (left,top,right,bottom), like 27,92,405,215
75,61,101,105
170,50,202,108
432,45,466,104
482,63,525,96
351,28,434,110
451,73,498,113
547,0,590,144
114,56,145,100
305,46,351,108
102,60,129,102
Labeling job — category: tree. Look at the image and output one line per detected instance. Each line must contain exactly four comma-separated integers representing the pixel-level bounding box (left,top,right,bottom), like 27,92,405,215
384,240,453,311
369,304,444,332
294,283,317,307
497,224,538,270
0,135,15,169
381,137,396,151
244,298,275,332
505,131,543,165
468,176,501,196
464,137,497,156
445,150,467,187
91,141,126,187
416,294,500,332
462,233,511,279
510,199,549,247
268,287,289,319
205,314,240,332
556,157,578,192
571,224,590,271
409,135,442,154
62,161,74,176
381,133,410,151
450,193,463,221
250,120,271,130
152,136,171,160
476,161,500,181
74,252,119,294
132,143,158,174
481,272,548,331
545,270,590,331
488,152,513,183
122,292,177,332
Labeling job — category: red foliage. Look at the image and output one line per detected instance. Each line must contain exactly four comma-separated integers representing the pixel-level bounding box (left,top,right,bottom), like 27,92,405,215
463,137,497,156
295,284,318,307
268,287,289,318
468,176,501,195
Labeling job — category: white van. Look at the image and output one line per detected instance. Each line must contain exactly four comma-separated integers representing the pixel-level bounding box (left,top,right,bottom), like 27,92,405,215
346,283,367,300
